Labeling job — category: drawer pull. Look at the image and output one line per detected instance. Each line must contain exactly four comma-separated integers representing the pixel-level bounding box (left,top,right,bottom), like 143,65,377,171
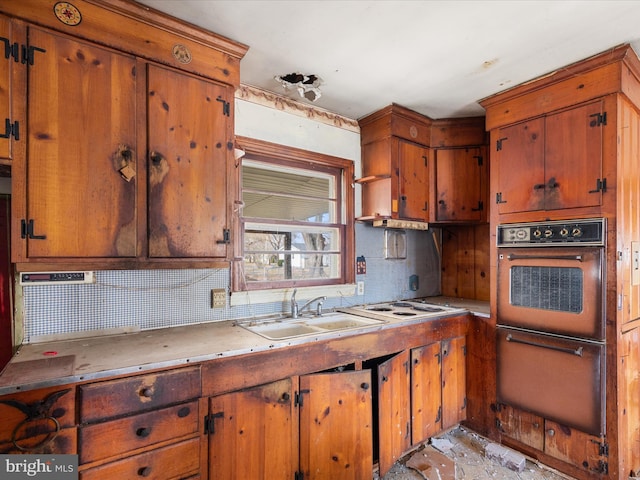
136,427,151,438
177,406,191,418
139,387,154,398
138,466,152,477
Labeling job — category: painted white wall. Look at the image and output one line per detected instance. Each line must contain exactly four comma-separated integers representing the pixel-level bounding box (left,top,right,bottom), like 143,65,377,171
235,98,363,217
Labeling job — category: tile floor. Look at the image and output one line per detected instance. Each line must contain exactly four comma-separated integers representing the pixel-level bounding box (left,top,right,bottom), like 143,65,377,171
376,427,575,480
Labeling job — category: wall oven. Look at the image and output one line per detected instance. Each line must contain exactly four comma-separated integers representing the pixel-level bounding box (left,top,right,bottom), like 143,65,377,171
496,218,606,436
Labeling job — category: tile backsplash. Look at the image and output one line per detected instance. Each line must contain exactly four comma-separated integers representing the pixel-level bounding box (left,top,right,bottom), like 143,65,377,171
20,224,442,343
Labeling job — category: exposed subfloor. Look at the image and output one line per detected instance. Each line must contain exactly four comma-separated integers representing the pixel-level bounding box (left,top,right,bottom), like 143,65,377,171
376,427,575,480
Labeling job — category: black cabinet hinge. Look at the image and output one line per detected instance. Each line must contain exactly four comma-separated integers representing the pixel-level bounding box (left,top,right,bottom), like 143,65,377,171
295,389,310,407
216,228,231,244
435,405,442,423
496,192,507,204
295,471,304,480
216,96,230,116
462,397,467,409
588,178,607,194
204,411,224,435
0,118,19,140
474,155,483,166
496,137,507,151
596,460,608,474
589,112,607,127
471,201,483,212
591,438,609,457
422,155,428,167
22,45,46,66
21,219,46,240
1,36,19,62
0,37,46,65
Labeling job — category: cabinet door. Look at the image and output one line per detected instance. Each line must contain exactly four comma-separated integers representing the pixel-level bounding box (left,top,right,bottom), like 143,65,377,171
0,15,25,165
493,117,545,214
147,65,231,258
377,351,410,477
208,378,296,480
441,336,466,429
299,370,373,480
434,147,486,222
544,101,604,210
397,139,429,221
22,27,137,259
410,343,442,445
544,420,607,474
495,403,544,450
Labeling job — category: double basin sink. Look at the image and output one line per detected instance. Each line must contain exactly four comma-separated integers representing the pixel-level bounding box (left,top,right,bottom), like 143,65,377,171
238,312,387,340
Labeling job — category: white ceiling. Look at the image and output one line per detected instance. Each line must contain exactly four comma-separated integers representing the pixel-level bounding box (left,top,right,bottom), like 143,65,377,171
137,0,640,121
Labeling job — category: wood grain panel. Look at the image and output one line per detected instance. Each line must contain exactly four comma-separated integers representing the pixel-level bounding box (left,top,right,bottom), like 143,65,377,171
79,400,199,464
25,27,138,258
79,366,201,423
410,343,442,444
79,437,200,480
299,370,373,480
441,336,466,429
208,378,296,480
147,64,231,257
377,351,410,477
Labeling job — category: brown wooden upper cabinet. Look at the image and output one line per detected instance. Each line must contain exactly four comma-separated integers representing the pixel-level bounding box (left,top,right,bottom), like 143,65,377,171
2,2,247,269
358,104,487,225
433,146,487,222
0,15,25,168
358,106,431,223
492,100,605,215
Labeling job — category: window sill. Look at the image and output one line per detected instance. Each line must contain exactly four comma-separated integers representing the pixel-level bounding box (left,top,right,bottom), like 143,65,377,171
230,284,357,307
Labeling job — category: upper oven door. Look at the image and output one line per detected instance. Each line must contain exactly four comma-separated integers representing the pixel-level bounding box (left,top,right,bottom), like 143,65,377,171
497,246,604,340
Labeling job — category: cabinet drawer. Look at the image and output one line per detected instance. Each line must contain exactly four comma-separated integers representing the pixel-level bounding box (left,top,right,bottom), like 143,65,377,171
79,367,201,423
79,400,199,464
79,437,200,480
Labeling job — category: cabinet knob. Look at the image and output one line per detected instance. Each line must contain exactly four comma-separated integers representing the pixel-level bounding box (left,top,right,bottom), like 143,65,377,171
138,466,152,477
136,427,152,438
149,151,165,165
281,392,291,402
139,387,154,398
360,382,370,390
546,428,555,437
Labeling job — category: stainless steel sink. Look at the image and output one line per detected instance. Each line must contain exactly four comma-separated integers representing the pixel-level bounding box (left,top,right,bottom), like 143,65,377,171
239,312,386,340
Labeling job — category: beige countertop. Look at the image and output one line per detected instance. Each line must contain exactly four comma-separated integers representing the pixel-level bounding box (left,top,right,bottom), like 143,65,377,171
0,299,483,396
426,296,490,318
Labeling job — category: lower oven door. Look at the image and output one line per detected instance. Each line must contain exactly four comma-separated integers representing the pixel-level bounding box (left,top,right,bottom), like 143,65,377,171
496,327,605,436
497,246,604,340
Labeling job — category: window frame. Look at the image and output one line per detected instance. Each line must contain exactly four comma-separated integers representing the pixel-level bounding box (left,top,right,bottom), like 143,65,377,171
233,136,355,292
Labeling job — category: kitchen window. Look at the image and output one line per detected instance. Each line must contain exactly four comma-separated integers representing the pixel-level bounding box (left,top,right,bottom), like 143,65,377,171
233,137,355,291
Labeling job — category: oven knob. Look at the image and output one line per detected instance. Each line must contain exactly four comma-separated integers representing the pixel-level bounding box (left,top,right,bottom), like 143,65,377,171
572,227,583,237
560,228,569,237
544,229,553,238
533,229,542,238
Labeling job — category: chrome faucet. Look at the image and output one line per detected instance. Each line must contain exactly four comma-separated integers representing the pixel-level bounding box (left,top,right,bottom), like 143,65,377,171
290,288,327,318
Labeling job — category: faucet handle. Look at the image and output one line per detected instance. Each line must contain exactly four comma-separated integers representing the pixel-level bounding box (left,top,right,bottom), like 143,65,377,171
316,301,324,316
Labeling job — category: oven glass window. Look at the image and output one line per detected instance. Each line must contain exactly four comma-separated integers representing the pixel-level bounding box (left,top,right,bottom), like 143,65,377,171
510,266,583,313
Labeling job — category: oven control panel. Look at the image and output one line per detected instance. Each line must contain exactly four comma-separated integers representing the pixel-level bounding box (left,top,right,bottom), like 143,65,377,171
497,218,605,246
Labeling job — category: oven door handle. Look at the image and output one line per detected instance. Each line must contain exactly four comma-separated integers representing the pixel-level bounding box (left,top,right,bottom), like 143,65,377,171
506,253,583,262
506,333,584,357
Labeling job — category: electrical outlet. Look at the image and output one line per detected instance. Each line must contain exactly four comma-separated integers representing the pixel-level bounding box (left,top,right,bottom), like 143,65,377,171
357,281,365,295
211,289,226,308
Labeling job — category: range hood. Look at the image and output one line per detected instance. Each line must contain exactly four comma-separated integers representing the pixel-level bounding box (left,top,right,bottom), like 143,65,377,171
372,218,429,230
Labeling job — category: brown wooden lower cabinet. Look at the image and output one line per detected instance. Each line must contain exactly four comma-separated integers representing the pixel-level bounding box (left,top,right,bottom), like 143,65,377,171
376,336,467,477
207,371,373,480
496,404,608,475
0,318,469,480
